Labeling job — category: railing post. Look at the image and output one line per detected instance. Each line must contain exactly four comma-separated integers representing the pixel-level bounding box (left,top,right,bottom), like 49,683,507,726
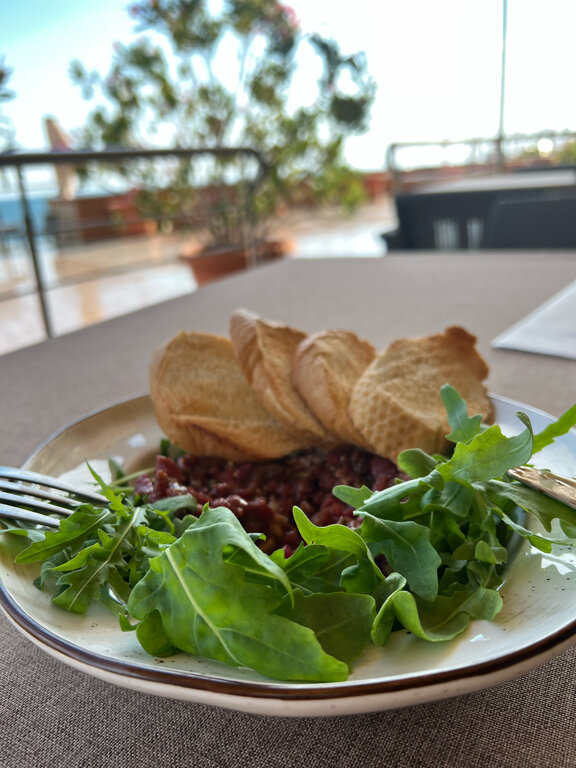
16,166,54,338
0,146,269,339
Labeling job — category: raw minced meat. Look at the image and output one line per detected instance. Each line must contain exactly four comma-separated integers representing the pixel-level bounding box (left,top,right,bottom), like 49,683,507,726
135,446,399,554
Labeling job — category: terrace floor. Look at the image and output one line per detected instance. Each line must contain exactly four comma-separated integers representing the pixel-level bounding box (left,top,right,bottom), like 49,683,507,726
0,196,396,356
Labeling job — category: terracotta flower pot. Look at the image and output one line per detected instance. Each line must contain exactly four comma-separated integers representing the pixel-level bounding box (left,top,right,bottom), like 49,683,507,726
179,239,293,286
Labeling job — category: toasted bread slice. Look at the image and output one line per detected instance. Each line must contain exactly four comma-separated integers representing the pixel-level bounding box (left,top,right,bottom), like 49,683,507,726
292,330,376,448
229,309,336,445
149,330,307,460
349,326,493,461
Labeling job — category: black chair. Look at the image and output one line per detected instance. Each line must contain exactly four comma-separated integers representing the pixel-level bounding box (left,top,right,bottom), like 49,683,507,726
381,190,496,251
381,169,576,252
484,195,576,249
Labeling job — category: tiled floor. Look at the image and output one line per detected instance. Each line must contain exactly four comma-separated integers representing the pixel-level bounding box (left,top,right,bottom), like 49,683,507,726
0,198,395,356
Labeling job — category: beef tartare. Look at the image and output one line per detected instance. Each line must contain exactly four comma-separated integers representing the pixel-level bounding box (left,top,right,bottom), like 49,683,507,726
134,446,400,554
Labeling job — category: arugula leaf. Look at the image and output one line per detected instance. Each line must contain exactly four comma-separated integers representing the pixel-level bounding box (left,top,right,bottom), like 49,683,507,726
15,506,114,564
359,513,442,601
488,505,572,553
349,477,424,522
422,482,475,520
371,572,406,645
50,508,147,613
427,508,467,553
389,586,503,641
135,610,177,657
293,506,384,591
7,388,576,684
0,524,46,543
149,495,197,515
293,506,369,559
436,416,534,485
441,384,484,444
330,484,373,509
88,464,128,515
397,449,439,479
127,506,348,681
276,589,375,666
480,478,576,533
474,539,507,564
532,403,576,454
269,543,352,594
34,548,73,591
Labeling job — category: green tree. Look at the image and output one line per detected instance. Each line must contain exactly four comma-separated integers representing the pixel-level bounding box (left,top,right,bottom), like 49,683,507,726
552,138,576,165
69,0,375,246
0,57,16,151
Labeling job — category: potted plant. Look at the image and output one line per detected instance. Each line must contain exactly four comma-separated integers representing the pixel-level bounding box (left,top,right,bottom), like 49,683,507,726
167,173,291,285
69,0,375,282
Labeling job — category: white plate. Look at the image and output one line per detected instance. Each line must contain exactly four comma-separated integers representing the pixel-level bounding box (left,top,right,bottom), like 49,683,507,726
1,394,576,717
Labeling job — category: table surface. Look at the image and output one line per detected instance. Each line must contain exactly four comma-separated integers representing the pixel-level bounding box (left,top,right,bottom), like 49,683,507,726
1,251,576,768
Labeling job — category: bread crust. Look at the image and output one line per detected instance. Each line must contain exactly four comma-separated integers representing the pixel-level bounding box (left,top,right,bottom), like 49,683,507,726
292,329,376,448
349,326,493,461
150,320,494,465
229,309,336,445
149,330,308,460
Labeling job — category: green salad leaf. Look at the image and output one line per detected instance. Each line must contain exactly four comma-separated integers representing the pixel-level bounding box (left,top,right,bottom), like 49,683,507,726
3,385,576,683
276,589,375,667
360,513,442,600
385,585,503,642
270,543,352,594
532,403,576,454
15,507,115,565
441,383,484,444
293,506,384,591
127,506,348,682
436,416,534,485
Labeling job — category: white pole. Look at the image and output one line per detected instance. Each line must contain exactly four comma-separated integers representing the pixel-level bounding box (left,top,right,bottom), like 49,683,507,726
497,0,508,170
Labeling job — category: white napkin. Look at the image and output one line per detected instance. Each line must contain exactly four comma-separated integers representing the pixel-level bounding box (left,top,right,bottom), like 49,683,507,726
491,279,576,360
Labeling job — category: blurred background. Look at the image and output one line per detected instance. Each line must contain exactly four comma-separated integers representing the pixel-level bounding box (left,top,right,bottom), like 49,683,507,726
1,0,575,354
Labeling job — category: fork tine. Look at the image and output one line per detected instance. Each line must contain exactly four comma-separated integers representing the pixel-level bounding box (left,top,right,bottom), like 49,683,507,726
0,490,74,516
0,466,108,504
0,479,81,508
0,503,61,528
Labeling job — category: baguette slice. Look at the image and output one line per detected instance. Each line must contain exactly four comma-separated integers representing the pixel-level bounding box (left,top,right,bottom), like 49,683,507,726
229,309,336,445
149,330,308,460
292,329,376,448
349,326,493,461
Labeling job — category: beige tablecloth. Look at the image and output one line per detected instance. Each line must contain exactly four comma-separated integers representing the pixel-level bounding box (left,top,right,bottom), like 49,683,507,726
1,252,576,768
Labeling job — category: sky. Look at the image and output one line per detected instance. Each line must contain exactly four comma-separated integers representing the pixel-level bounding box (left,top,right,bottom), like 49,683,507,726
1,0,576,173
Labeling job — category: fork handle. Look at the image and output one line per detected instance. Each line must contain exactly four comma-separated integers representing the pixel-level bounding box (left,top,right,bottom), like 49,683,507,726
508,467,576,510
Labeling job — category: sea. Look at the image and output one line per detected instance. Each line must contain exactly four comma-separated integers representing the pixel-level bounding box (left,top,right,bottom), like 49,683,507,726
0,195,49,234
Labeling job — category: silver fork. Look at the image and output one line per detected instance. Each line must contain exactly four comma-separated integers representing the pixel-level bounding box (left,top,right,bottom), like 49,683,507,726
0,466,108,529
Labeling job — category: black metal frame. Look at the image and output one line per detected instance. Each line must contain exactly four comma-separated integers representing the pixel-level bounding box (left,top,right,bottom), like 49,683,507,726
0,147,269,338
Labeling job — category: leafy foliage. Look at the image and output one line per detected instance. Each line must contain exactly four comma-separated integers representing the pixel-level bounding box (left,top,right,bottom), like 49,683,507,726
0,56,16,151
69,0,376,246
4,385,576,682
128,506,349,681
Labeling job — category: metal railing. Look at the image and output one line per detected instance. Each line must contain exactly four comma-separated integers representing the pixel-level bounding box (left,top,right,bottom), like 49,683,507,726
385,130,576,193
0,146,268,338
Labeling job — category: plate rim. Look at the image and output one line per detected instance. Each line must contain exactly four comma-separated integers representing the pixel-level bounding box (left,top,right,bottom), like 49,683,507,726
1,392,576,706
2,576,576,702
